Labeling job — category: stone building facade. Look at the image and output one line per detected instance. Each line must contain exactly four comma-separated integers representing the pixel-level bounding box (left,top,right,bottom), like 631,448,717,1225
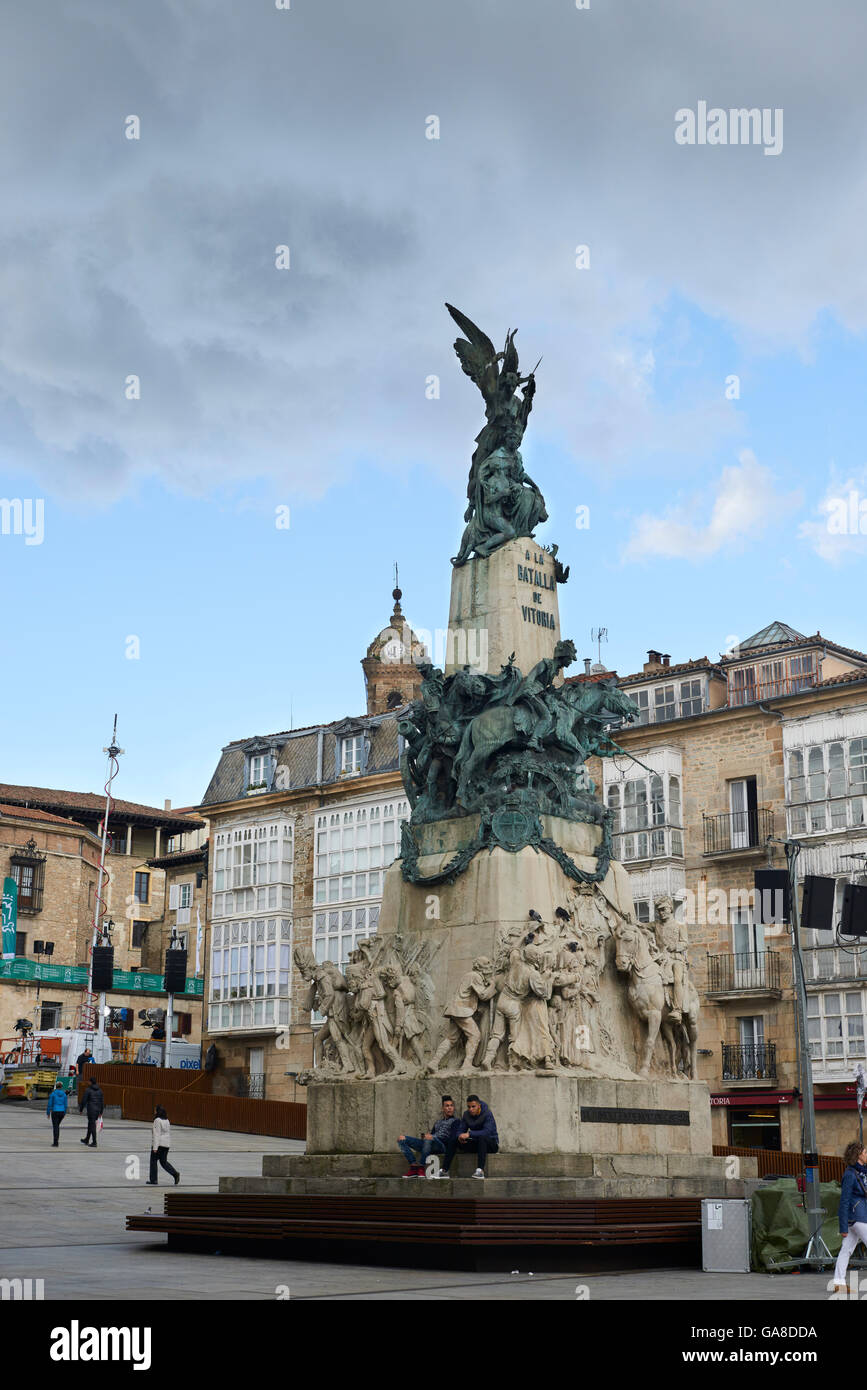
198,596,422,1100
583,622,867,1155
0,786,205,1053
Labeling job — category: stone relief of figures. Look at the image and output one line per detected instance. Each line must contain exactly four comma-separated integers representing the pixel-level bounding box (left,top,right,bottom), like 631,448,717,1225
295,892,700,1084
293,934,439,1084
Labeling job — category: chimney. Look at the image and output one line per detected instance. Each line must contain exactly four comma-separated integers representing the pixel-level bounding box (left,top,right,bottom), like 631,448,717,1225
164,799,172,812
584,658,592,675
644,649,664,673
662,654,671,668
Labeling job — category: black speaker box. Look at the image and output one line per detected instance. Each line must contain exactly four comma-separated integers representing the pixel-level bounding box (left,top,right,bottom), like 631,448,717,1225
754,869,790,924
841,883,867,938
164,949,188,994
91,945,115,992
801,875,837,934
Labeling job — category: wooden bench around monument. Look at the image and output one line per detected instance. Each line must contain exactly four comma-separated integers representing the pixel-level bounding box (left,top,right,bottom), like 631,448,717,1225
127,1193,701,1250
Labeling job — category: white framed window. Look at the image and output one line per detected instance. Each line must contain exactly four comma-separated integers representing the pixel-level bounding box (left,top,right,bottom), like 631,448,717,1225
314,905,381,968
313,798,408,906
177,882,193,926
679,678,704,718
808,990,867,1065
787,736,867,836
209,918,292,1005
211,819,294,919
341,735,365,774
613,773,683,863
654,685,676,722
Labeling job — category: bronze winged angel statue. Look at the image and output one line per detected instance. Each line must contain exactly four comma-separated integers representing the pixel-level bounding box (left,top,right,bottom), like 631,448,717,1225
446,303,548,566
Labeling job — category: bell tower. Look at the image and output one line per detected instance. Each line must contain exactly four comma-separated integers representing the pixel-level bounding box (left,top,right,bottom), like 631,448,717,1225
360,569,426,716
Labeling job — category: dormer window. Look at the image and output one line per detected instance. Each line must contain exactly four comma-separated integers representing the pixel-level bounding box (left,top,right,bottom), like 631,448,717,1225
341,735,365,775
246,751,272,792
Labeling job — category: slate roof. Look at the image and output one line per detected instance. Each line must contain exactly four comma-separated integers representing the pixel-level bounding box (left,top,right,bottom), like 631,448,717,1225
200,710,406,808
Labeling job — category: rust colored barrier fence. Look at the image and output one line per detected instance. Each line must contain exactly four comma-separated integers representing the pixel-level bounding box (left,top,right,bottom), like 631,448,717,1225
80,1063,209,1093
713,1144,845,1183
77,1062,306,1139
119,1086,307,1140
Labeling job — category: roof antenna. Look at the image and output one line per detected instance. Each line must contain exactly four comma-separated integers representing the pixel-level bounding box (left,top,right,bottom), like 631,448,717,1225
591,626,608,668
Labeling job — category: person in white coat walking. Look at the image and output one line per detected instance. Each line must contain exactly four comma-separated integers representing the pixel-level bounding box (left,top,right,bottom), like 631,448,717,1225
147,1105,180,1185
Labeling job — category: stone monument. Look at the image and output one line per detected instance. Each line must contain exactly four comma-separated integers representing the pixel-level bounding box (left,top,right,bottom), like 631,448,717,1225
224,307,755,1205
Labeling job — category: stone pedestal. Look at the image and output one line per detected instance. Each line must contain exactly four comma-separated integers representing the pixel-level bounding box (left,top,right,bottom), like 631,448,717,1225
446,536,561,676
218,1075,758,1203
303,1074,713,1156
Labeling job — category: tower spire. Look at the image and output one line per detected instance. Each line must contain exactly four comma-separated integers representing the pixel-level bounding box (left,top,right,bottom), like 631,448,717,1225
392,561,402,617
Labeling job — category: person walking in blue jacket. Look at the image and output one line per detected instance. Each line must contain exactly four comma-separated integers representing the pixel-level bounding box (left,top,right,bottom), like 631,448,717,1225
834,1139,867,1291
440,1095,499,1178
46,1082,68,1147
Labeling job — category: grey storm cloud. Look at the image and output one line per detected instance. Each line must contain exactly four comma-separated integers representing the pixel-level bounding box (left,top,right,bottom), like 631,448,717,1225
2,0,867,500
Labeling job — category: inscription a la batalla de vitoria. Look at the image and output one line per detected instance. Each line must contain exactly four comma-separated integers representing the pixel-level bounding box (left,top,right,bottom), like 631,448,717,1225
518,549,556,631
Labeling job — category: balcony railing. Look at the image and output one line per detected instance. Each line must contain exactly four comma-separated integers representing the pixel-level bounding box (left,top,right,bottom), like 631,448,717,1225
702,807,773,854
707,951,783,994
721,1041,777,1081
728,675,816,707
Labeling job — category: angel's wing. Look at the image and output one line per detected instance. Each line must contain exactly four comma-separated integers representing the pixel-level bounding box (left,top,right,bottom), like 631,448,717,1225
501,328,519,378
445,303,499,396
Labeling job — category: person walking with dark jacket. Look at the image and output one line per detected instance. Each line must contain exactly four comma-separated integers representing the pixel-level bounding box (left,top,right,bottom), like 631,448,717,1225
440,1095,499,1178
78,1078,104,1147
834,1139,867,1291
46,1082,68,1146
148,1106,180,1186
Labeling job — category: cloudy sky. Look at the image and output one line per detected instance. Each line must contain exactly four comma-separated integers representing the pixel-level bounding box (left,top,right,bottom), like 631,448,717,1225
2,0,867,807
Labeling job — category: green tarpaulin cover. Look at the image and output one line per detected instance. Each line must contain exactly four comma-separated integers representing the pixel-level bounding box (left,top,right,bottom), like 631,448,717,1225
751,1179,844,1271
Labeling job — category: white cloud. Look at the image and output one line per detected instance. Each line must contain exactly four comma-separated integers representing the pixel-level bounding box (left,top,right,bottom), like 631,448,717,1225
799,471,867,564
2,0,867,501
623,450,801,562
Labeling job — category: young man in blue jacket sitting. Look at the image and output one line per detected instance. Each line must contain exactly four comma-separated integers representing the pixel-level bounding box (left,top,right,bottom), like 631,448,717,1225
439,1095,499,1179
397,1096,462,1177
46,1081,68,1147
834,1139,867,1292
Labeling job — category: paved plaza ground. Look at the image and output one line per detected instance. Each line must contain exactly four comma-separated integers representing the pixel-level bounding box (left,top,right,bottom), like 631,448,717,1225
0,1104,842,1301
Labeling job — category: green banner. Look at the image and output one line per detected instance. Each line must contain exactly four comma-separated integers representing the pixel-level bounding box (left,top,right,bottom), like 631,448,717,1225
0,955,202,996
1,877,17,960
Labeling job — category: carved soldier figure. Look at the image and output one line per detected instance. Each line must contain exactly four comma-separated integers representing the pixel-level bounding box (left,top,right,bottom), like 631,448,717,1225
382,962,427,1068
653,894,689,1023
293,946,359,1075
426,956,496,1074
346,961,407,1078
567,882,614,990
547,939,583,1067
482,944,555,1071
523,908,561,971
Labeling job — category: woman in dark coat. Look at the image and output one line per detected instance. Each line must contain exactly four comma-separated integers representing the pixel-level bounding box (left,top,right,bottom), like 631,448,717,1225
834,1139,867,1292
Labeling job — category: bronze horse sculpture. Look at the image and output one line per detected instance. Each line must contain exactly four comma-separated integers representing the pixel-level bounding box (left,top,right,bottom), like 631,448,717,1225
454,675,638,809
